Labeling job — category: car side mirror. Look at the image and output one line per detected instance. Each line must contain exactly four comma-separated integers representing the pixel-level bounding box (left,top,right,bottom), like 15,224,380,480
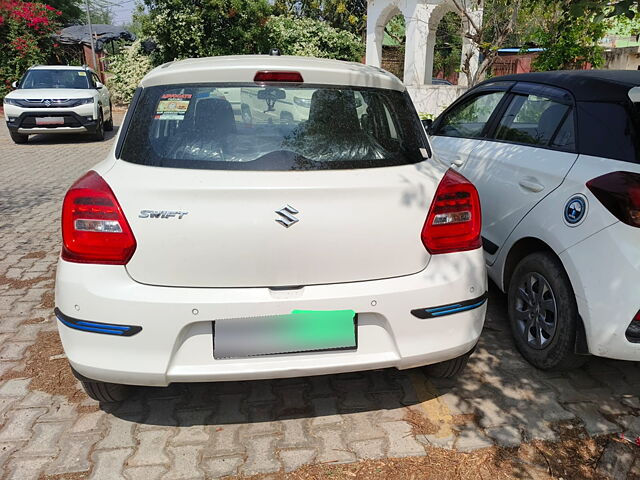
11,81,18,89
95,81,104,89
422,118,433,134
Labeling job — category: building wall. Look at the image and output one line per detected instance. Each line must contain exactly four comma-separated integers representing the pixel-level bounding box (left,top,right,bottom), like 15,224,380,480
604,47,640,70
406,84,467,116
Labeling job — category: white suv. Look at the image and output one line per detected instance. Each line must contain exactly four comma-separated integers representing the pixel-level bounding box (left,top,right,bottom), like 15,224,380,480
430,70,640,369
55,55,486,402
3,65,113,143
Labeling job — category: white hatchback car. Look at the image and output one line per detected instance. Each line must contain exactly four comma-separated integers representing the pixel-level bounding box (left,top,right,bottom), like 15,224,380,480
55,55,486,402
429,70,640,370
3,65,113,143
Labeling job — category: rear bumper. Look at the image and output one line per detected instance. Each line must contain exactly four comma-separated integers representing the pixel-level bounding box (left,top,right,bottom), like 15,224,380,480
55,249,487,386
560,222,640,361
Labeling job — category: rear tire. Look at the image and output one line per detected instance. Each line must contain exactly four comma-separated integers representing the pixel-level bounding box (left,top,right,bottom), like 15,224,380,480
10,131,28,144
423,348,474,378
104,103,114,131
80,380,131,403
508,252,587,371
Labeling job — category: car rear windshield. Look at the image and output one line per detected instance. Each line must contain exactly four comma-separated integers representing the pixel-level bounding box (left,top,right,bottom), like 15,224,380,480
119,83,429,171
20,70,91,89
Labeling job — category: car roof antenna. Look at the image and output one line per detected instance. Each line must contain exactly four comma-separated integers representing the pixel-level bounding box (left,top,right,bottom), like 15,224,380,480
269,48,281,56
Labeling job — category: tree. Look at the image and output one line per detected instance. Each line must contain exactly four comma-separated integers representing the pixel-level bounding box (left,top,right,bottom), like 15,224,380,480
531,3,607,70
107,40,153,104
434,12,462,79
273,0,367,37
142,0,272,64
451,0,535,85
35,0,82,25
0,0,62,98
264,15,364,61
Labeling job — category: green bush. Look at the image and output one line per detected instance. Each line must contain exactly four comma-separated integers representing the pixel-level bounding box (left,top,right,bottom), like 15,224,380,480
0,0,62,99
107,40,153,105
263,15,364,62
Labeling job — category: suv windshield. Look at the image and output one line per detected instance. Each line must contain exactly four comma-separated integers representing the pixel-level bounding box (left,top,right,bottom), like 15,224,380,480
20,69,91,89
120,84,429,171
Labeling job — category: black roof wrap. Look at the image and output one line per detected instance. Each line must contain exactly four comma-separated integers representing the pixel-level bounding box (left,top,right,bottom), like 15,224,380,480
481,70,640,102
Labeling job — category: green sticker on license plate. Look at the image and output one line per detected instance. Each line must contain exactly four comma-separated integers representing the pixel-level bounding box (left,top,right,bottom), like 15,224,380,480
213,309,356,359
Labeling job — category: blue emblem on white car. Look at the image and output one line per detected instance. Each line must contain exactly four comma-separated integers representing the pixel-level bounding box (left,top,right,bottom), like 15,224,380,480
564,195,587,225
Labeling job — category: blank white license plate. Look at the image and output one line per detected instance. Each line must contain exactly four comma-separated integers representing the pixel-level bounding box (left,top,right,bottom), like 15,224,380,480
35,117,64,125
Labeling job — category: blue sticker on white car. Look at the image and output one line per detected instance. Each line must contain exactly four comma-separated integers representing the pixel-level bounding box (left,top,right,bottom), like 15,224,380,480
564,195,587,225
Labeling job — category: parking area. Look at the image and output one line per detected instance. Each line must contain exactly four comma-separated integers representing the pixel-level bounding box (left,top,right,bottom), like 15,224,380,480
0,113,639,479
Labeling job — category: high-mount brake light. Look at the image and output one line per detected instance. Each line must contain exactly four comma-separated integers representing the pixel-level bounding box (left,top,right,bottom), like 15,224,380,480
254,71,304,83
421,169,482,254
61,171,136,264
586,171,640,228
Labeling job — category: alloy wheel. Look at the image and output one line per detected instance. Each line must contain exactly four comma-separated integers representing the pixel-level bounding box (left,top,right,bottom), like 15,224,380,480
514,272,558,350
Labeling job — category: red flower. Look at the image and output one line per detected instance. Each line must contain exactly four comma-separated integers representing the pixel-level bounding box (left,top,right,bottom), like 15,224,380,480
635,437,640,446
53,42,58,47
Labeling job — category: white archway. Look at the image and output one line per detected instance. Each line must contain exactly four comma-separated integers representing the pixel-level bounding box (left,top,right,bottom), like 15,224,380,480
366,0,482,87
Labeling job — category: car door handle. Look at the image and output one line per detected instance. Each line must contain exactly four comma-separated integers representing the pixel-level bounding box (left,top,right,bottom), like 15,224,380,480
518,179,544,192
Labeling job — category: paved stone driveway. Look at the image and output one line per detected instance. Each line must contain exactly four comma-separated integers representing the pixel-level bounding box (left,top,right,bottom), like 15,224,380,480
0,113,639,479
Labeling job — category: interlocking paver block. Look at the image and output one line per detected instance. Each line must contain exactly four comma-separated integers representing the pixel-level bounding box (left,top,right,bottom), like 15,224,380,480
380,421,425,457
0,407,47,442
46,432,101,475
280,448,316,472
164,444,205,479
350,438,386,459
19,421,67,456
96,415,137,449
128,429,172,466
203,455,243,479
565,402,621,436
314,428,356,464
5,456,50,480
89,448,133,480
241,434,281,475
125,465,167,480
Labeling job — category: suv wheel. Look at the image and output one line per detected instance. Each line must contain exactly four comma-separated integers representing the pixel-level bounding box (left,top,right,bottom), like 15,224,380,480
508,252,587,370
93,111,105,141
104,103,114,131
423,347,475,378
10,131,28,144
81,380,131,403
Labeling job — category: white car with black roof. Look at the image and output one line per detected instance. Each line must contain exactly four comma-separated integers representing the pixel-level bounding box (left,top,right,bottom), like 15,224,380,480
3,64,113,143
429,70,640,369
54,54,487,402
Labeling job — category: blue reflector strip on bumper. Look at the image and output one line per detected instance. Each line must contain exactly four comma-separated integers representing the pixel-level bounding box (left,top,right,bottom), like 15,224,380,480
54,308,142,336
411,293,488,319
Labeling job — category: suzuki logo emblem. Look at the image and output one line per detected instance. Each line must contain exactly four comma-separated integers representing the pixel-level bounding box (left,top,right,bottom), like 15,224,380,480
275,205,299,228
44,99,51,107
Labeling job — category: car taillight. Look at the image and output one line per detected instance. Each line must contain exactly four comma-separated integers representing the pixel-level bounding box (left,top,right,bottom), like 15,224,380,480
254,71,304,83
61,171,136,264
421,169,481,254
586,171,640,227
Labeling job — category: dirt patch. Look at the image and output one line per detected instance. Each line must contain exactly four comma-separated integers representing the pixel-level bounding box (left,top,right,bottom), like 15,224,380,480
41,472,90,480
22,317,47,325
404,406,438,435
0,270,55,290
40,290,55,309
21,251,47,260
0,330,86,404
239,433,631,480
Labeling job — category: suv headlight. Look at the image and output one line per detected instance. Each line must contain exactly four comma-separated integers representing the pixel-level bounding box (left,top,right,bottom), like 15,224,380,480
75,98,94,106
3,98,21,106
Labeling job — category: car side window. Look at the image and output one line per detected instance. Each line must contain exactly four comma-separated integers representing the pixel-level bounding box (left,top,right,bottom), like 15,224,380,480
92,73,101,87
434,91,505,138
495,94,572,148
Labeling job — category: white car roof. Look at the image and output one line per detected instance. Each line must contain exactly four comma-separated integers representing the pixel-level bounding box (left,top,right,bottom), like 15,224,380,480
140,55,405,92
29,65,93,71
